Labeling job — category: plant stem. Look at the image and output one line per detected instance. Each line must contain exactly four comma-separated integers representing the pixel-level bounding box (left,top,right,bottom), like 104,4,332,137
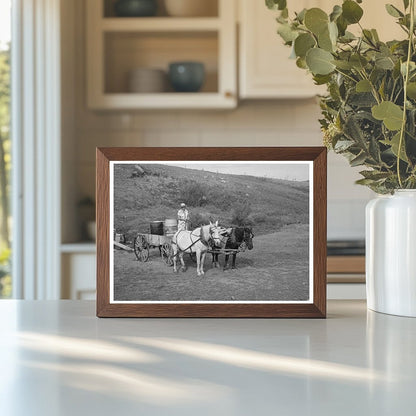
359,69,381,104
334,68,358,84
397,0,415,188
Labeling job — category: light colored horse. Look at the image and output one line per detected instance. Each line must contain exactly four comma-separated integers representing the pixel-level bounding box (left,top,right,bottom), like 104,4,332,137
171,221,223,276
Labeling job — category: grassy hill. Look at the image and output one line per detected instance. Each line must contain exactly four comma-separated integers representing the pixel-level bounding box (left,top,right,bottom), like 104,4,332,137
113,163,309,240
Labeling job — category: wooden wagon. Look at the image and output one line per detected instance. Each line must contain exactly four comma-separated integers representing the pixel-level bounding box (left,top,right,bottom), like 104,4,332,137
133,233,174,265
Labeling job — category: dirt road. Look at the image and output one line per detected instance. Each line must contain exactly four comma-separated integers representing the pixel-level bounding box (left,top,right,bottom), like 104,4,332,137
113,224,310,302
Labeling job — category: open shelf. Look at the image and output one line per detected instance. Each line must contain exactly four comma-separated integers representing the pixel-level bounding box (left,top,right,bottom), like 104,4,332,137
101,17,221,32
87,0,236,109
61,242,96,254
91,92,235,109
104,31,218,94
103,0,219,18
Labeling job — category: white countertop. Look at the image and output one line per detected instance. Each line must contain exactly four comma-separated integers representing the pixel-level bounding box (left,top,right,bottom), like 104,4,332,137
0,300,415,415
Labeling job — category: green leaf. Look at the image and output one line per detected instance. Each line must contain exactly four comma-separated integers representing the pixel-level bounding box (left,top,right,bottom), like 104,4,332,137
371,29,380,42
313,74,332,85
355,178,377,186
276,14,287,24
333,60,353,70
334,139,355,152
385,4,404,18
342,0,364,24
344,114,368,148
330,5,342,22
350,152,368,167
306,48,335,75
403,0,410,10
296,57,308,69
378,78,386,99
318,27,334,52
336,15,348,36
277,23,298,43
369,136,382,163
294,33,316,58
372,101,404,131
266,0,287,11
328,21,338,44
348,92,377,107
375,55,395,70
401,61,416,76
360,170,391,181
296,8,307,23
363,29,376,46
304,8,329,35
393,60,402,79
339,31,356,43
356,79,372,92
407,82,416,99
382,132,409,162
350,54,368,70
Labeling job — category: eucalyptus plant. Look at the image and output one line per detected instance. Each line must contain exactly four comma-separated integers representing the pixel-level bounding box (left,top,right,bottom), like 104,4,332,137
266,0,416,193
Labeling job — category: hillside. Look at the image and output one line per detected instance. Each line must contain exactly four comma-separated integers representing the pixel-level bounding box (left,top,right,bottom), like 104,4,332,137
113,163,309,240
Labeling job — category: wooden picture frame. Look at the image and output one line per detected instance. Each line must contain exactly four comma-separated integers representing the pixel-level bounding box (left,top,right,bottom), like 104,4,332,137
96,147,327,318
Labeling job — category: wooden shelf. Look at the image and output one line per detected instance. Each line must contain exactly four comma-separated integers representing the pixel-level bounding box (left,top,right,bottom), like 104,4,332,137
101,17,221,32
327,256,365,274
89,92,235,110
61,242,96,253
327,256,365,283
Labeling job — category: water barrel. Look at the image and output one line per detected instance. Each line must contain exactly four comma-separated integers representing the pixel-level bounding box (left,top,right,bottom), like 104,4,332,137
164,218,178,235
150,221,164,235
115,233,125,243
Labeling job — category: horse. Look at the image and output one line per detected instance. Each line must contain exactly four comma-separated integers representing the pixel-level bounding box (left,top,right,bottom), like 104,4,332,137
171,221,223,276
212,226,254,270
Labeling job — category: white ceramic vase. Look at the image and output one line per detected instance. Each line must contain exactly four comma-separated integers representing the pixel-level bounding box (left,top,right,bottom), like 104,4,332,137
366,190,416,317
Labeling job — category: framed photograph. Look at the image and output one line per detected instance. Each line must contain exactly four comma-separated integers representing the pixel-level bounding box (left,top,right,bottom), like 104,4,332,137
96,147,327,318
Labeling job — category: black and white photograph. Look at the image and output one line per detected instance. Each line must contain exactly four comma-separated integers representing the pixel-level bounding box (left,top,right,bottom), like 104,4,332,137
109,161,313,303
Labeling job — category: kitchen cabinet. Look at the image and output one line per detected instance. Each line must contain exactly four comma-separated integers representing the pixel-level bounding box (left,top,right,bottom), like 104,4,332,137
86,0,237,109
238,0,404,99
61,245,96,300
239,0,325,99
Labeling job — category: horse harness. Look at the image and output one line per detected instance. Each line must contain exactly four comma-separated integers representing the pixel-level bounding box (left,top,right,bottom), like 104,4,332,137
172,229,211,254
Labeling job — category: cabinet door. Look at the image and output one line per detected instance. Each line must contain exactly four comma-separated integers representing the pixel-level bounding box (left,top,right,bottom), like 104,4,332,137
239,0,404,99
358,0,404,41
62,253,96,300
239,0,326,99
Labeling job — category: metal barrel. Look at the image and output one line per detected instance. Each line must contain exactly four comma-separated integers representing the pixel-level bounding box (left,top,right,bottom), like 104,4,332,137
164,218,178,235
150,221,164,235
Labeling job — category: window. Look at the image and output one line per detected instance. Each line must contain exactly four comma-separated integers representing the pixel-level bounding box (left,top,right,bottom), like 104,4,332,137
0,0,11,298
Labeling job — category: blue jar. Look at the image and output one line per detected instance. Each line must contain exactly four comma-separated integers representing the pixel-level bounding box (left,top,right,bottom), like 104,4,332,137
168,62,205,92
114,0,158,17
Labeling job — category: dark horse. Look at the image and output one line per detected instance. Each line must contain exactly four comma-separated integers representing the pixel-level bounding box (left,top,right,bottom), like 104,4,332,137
212,227,254,270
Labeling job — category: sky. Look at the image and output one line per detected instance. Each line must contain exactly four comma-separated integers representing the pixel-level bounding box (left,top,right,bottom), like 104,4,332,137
162,162,310,181
0,0,11,50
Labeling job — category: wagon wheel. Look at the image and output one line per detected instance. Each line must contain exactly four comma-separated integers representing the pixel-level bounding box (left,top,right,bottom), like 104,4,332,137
161,243,173,266
134,235,149,262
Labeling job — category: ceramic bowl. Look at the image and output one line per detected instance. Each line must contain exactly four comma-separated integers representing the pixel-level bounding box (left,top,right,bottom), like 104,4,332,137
128,68,167,93
168,62,205,92
114,0,158,17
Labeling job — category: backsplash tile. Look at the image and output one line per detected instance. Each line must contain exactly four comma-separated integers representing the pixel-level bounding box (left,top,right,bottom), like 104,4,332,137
74,100,370,239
